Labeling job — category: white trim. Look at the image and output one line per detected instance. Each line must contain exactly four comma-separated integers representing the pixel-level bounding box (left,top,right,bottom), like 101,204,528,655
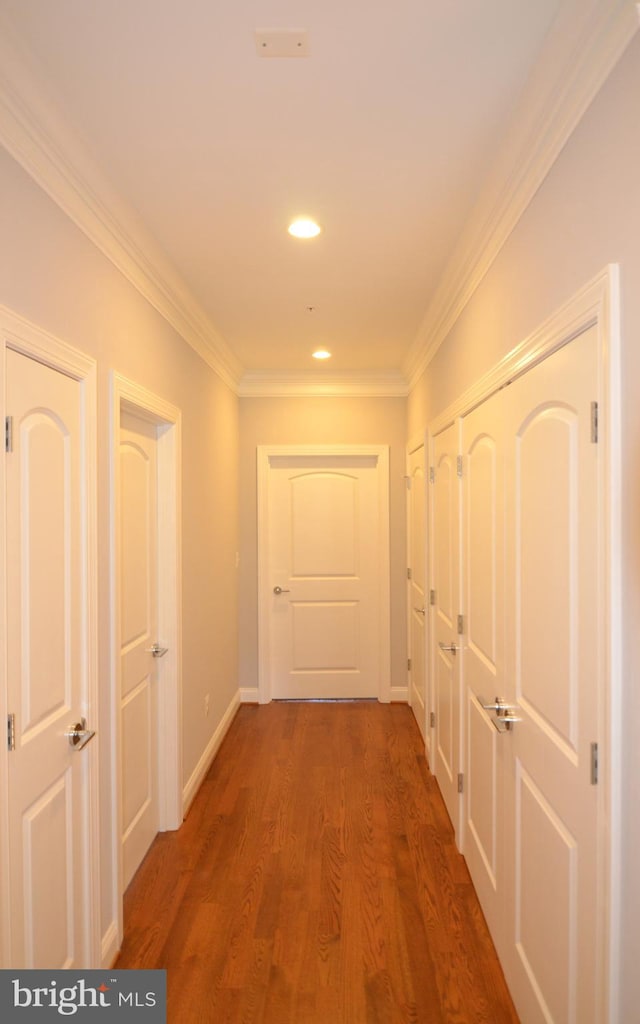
257,445,391,704
0,305,99,968
425,265,621,1024
109,373,183,951
240,688,260,704
390,686,409,703
238,370,409,398
100,921,120,971
403,1,639,388
182,691,241,817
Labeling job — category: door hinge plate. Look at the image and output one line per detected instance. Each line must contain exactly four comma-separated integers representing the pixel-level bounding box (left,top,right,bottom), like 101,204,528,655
7,713,15,752
5,416,13,453
457,614,464,635
430,711,436,729
457,773,464,794
591,401,598,443
407,658,412,672
457,455,463,478
407,567,412,580
590,742,598,785
429,589,436,606
429,466,435,483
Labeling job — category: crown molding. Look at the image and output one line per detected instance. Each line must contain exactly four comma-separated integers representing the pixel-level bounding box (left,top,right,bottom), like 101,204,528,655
238,370,409,398
403,0,640,390
0,14,244,393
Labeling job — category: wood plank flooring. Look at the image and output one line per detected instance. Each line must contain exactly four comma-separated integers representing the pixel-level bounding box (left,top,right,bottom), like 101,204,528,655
116,702,519,1023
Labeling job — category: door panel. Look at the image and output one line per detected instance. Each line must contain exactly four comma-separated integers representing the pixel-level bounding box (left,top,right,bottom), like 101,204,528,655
431,424,461,838
462,391,506,954
6,349,89,968
407,445,427,743
504,326,599,1024
120,412,159,888
267,455,383,699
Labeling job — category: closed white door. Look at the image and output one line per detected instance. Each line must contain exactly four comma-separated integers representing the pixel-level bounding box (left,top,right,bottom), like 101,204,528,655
461,388,508,957
502,326,600,1024
431,423,462,839
6,349,93,967
119,411,160,888
407,444,427,744
266,453,385,700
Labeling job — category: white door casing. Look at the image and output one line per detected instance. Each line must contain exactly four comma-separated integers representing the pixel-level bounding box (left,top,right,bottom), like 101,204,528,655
110,374,182,954
407,442,428,745
257,446,390,703
119,411,160,889
430,422,463,842
1,314,98,970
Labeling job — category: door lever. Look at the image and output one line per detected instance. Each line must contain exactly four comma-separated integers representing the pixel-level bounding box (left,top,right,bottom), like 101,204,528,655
65,718,95,751
146,643,169,657
438,641,458,654
273,586,291,595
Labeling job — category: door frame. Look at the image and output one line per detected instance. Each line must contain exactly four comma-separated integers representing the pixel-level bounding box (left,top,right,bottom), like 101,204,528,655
406,433,429,749
426,265,621,1022
109,373,182,950
0,305,99,968
257,444,391,704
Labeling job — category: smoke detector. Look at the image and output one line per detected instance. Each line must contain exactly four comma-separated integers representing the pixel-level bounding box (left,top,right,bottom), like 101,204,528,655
255,30,309,58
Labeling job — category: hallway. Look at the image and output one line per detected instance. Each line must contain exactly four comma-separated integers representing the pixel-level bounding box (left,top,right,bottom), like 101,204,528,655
116,702,519,1023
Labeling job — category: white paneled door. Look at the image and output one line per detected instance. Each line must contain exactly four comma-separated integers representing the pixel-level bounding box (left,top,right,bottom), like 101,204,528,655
6,349,94,967
263,451,388,700
119,411,160,888
407,444,427,744
502,327,600,1024
431,423,463,840
457,325,603,1023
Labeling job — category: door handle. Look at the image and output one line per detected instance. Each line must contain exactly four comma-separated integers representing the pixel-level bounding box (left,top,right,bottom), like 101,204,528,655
65,718,95,751
414,606,426,615
273,586,291,595
477,695,522,732
438,641,458,654
146,643,169,657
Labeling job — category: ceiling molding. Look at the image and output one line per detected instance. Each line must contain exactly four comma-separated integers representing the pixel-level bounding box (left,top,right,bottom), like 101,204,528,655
403,0,640,390
238,370,409,398
0,15,244,393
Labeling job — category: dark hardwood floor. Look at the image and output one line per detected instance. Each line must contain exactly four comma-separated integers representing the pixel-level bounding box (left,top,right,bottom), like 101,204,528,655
116,701,519,1023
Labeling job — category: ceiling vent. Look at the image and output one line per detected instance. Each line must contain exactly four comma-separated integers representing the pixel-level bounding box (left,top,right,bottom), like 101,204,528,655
255,30,309,58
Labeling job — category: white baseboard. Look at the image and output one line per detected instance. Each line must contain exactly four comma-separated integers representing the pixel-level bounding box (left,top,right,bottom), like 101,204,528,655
239,687,259,703
101,920,120,969
390,686,409,702
182,690,241,817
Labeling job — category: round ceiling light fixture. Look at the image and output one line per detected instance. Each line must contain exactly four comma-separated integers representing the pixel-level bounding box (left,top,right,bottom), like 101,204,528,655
288,217,321,239
312,349,331,360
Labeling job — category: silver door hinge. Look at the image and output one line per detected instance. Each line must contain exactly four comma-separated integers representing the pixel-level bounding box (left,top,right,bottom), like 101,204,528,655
590,401,598,444
590,742,598,785
457,455,463,478
5,416,13,453
407,658,412,672
457,773,464,794
407,567,412,580
429,589,436,606
430,711,436,729
457,614,464,635
429,467,435,483
7,714,15,752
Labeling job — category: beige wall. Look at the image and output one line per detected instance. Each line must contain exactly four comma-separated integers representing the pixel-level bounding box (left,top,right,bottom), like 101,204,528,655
238,396,408,696
408,35,640,1017
0,146,239,957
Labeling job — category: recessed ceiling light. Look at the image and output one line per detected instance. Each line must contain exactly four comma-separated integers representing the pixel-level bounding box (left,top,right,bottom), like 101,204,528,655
312,349,331,360
288,218,321,239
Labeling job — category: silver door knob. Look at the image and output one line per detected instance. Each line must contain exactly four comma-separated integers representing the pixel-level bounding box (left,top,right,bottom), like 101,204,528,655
273,586,291,595
438,641,458,654
65,718,95,751
146,643,169,657
414,606,426,615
